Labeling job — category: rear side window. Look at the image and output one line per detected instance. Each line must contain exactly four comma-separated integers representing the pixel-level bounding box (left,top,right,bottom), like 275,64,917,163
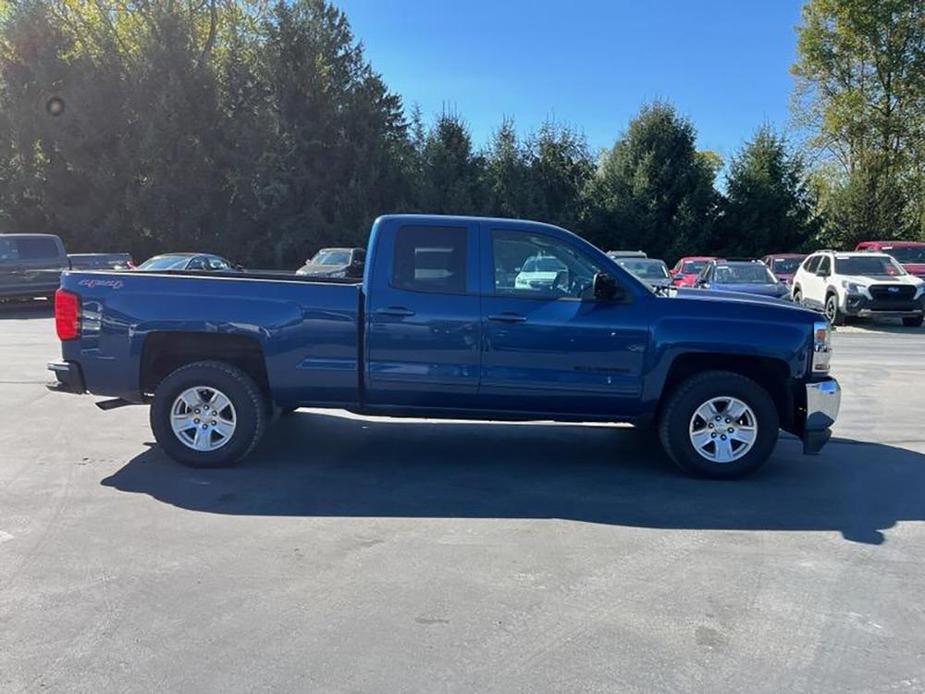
817,256,831,274
15,237,59,260
0,237,19,262
803,256,821,273
392,226,467,294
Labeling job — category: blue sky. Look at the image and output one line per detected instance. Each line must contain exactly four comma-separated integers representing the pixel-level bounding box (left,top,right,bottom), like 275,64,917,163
336,0,805,161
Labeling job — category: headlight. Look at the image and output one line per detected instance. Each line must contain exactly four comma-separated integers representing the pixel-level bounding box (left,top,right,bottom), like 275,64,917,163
812,320,832,373
841,280,868,296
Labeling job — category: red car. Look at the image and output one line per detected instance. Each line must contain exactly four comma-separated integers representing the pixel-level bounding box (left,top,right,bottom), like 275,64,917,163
855,241,925,279
761,253,806,286
670,256,716,287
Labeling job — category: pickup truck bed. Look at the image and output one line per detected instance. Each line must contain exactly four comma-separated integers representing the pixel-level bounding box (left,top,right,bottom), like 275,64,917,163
49,214,841,479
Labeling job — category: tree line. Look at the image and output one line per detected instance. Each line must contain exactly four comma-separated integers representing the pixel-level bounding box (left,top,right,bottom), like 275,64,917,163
0,0,921,268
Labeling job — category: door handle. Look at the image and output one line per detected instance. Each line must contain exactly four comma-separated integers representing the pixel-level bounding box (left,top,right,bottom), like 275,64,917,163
488,313,527,323
375,306,416,317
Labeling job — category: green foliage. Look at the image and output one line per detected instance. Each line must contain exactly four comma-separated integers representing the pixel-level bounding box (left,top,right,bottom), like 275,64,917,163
585,102,719,259
718,126,822,255
5,0,916,268
792,0,925,244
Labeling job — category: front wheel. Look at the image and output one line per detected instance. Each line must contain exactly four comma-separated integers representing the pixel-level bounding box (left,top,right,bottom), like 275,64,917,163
658,371,780,479
150,360,267,468
792,287,802,304
825,294,845,326
903,316,924,328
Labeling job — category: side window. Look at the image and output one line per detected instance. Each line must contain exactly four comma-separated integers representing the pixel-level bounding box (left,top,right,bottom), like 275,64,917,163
16,237,59,260
817,256,831,275
187,257,207,270
207,257,230,270
803,255,820,273
0,238,20,262
492,229,603,300
392,226,467,294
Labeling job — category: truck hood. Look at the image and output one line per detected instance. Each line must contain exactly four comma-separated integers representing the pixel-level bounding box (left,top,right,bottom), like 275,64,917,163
842,273,923,286
673,286,817,316
709,283,789,297
297,263,348,276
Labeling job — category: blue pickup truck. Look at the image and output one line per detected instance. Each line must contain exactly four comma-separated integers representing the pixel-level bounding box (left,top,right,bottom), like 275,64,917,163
48,215,840,478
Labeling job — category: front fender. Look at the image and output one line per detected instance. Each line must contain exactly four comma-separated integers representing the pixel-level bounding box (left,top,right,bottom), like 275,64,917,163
641,312,812,406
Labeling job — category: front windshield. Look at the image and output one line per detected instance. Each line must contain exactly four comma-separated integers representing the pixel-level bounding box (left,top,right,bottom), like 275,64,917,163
311,249,351,265
715,264,777,284
137,255,190,270
771,257,802,274
835,256,906,276
682,260,708,274
617,258,670,280
883,246,925,263
532,257,568,272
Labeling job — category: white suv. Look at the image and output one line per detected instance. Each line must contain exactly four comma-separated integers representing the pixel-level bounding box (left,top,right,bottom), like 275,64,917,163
792,251,925,327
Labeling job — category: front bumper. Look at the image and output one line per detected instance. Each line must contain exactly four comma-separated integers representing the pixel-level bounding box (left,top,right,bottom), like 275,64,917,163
844,294,924,318
47,360,86,394
801,378,841,454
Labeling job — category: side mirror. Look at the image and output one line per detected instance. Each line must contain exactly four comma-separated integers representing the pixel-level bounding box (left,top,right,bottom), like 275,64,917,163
593,272,622,301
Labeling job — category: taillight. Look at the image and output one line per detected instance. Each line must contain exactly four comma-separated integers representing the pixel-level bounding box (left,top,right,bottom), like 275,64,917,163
54,289,80,341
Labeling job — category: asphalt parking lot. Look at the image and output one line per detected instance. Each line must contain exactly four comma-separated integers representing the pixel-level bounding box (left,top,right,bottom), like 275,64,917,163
2,304,925,693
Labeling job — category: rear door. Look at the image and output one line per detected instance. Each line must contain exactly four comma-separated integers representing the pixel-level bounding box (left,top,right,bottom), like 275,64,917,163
365,219,482,408
806,255,831,308
478,223,649,417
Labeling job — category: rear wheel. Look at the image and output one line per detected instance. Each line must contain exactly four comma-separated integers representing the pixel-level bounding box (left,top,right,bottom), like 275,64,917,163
825,293,844,326
150,360,267,468
792,287,802,305
658,371,779,479
903,316,924,328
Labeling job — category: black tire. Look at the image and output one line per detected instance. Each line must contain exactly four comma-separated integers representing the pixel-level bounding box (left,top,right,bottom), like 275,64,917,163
825,293,844,326
792,287,802,305
903,316,924,328
150,360,267,468
658,371,780,479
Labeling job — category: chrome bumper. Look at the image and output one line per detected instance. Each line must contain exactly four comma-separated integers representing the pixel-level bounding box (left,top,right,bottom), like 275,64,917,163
802,378,841,454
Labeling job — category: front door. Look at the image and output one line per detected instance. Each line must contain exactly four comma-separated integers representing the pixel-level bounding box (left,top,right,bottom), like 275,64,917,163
479,225,649,417
365,220,482,409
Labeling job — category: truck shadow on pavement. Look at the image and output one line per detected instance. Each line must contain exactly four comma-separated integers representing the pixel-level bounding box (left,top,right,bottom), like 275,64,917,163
102,411,925,545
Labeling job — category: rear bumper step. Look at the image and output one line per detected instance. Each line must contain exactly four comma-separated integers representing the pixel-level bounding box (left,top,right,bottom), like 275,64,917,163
46,361,86,394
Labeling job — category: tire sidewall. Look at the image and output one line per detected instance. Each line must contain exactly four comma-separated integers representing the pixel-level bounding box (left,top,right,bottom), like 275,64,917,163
663,373,779,479
150,362,262,467
825,294,843,325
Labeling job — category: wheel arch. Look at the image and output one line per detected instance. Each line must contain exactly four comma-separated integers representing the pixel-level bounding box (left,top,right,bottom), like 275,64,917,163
140,332,269,400
657,352,795,431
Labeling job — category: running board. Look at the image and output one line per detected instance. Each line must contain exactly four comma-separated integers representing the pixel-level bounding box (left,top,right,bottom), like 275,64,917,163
95,398,135,411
